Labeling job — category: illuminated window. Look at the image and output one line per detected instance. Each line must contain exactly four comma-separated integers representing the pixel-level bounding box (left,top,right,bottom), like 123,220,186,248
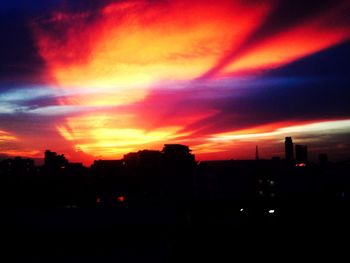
117,195,125,202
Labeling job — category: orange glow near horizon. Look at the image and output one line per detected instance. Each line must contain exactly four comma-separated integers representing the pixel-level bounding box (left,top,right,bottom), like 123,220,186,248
2,118,350,164
57,114,192,158
189,119,350,161
209,119,350,143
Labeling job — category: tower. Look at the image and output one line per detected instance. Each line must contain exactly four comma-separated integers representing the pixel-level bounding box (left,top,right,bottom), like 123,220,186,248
285,137,294,161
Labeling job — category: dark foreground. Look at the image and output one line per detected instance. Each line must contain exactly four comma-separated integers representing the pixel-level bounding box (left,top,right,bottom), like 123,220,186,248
2,157,350,261
2,201,350,262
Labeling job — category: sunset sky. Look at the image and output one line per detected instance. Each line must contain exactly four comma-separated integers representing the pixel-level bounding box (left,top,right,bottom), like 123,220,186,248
1,0,350,165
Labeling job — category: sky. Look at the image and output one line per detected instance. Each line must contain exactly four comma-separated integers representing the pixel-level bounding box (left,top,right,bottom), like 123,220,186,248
0,0,350,165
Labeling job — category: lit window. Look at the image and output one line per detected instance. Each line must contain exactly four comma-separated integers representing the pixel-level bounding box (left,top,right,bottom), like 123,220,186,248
117,195,125,202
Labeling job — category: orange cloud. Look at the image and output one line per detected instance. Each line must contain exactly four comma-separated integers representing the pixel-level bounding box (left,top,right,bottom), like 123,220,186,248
34,0,273,106
0,130,42,158
32,0,275,159
0,130,17,142
222,4,350,75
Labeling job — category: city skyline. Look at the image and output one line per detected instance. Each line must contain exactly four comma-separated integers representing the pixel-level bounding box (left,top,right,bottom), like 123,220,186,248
0,136,340,168
1,0,350,165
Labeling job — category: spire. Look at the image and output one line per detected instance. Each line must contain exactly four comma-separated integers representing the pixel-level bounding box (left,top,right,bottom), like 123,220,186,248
256,145,259,161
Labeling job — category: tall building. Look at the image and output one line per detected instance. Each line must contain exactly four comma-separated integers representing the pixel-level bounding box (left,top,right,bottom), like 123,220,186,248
295,145,308,164
161,144,195,204
285,137,294,161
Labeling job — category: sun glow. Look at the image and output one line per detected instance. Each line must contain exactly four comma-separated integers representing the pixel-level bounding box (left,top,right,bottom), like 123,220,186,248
57,115,190,158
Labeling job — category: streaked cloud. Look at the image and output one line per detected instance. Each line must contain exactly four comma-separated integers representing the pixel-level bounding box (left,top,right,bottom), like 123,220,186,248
0,0,349,163
0,130,17,142
210,119,350,142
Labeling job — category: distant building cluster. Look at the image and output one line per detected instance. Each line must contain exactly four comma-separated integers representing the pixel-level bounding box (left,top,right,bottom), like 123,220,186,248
0,140,349,222
92,144,195,174
284,137,311,165
0,157,35,176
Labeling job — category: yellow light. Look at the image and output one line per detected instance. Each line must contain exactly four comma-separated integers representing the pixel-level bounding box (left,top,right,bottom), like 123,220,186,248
57,115,186,158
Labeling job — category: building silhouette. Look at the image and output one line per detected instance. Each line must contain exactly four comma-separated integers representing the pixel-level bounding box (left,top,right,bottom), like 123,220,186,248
162,144,195,165
0,157,34,176
160,144,195,211
285,137,294,161
295,144,308,164
319,153,328,166
123,150,162,169
44,150,68,172
91,160,124,178
1,138,350,232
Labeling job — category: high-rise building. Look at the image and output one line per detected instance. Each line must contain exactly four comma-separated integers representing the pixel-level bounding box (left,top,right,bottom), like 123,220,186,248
295,145,308,164
162,144,195,203
285,137,294,161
